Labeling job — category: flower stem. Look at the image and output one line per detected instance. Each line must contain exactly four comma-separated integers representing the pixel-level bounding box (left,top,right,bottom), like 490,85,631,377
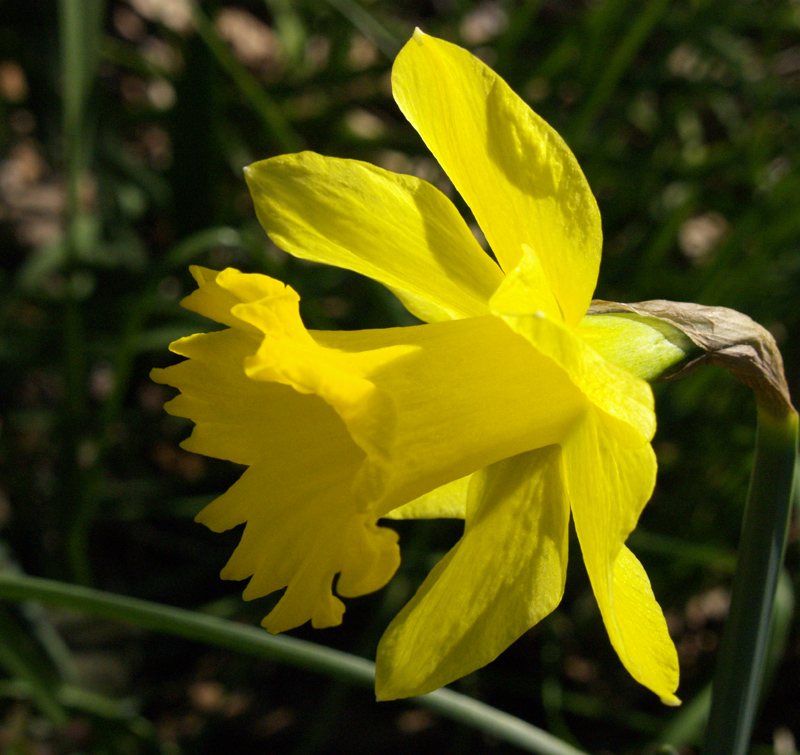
58,0,104,585
703,408,798,755
0,573,587,755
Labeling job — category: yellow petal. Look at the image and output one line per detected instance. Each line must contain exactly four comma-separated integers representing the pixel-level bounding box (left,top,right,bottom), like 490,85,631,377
228,269,584,516
152,327,272,466
313,319,586,515
608,547,681,706
178,265,279,334
488,242,563,321
245,152,503,323
392,30,601,326
497,307,656,447
564,410,680,703
210,464,400,634
153,267,586,638
375,446,569,699
151,268,402,633
384,474,470,519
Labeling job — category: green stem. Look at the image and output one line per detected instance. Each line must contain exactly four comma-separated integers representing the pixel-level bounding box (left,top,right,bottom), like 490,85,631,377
0,573,586,755
59,0,99,585
0,605,67,724
703,409,798,755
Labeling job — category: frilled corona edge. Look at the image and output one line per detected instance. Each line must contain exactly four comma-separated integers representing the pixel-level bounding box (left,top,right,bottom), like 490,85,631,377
152,29,681,705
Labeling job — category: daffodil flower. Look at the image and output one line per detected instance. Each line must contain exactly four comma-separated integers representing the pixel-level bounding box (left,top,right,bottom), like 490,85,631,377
151,30,680,704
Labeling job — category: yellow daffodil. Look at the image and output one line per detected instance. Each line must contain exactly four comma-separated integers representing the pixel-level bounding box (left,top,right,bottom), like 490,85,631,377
151,30,680,704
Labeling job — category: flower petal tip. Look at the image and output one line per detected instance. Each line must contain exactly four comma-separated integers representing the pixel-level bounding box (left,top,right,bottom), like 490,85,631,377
259,618,280,635
661,693,682,707
373,678,405,702
412,27,426,44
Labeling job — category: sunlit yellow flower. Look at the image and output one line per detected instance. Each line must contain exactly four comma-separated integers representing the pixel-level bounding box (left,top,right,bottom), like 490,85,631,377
151,30,680,704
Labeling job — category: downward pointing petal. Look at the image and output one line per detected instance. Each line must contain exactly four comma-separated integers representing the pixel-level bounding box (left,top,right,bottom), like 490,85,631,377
376,446,569,699
606,546,681,705
564,410,679,703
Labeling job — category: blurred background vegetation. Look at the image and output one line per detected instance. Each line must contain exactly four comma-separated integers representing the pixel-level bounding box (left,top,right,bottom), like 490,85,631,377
0,0,799,753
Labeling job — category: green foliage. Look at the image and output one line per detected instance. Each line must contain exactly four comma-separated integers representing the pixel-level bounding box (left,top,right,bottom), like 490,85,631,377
0,0,798,753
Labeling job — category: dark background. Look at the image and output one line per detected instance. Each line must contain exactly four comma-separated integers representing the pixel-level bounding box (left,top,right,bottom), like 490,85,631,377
0,1,798,753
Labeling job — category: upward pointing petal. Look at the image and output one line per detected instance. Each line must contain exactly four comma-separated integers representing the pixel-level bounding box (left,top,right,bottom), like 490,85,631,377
245,152,503,323
392,30,601,325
